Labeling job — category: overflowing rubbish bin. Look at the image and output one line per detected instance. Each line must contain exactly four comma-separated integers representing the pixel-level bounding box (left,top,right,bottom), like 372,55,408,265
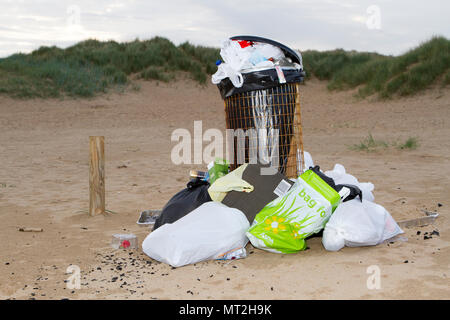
140,36,406,268
213,36,306,177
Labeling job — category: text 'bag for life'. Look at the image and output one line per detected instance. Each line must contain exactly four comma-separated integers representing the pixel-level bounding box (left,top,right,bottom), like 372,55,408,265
246,168,341,253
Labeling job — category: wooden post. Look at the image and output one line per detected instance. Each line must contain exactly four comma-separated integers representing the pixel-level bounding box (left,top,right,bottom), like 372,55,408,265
89,136,105,216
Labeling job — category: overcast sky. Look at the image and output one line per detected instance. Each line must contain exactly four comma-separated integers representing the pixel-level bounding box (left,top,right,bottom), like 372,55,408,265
0,0,448,58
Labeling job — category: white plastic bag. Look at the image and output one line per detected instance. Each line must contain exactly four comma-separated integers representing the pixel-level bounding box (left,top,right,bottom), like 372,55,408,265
322,199,403,251
212,63,244,87
142,202,249,267
211,39,287,86
303,151,314,171
324,164,375,202
211,40,252,87
220,39,253,71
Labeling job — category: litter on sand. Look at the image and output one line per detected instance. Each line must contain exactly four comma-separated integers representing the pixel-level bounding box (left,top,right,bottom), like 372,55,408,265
111,234,138,249
18,227,43,232
112,36,439,268
397,210,439,228
140,154,415,266
137,210,161,226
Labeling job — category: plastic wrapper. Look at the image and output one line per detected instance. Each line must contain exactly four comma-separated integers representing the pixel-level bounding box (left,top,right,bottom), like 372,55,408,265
215,247,247,260
137,210,161,226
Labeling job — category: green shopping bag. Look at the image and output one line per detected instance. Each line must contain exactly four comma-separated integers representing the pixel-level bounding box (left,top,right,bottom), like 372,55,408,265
246,168,341,253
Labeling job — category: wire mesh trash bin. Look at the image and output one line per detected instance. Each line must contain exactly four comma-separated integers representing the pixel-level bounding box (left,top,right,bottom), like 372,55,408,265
215,36,306,178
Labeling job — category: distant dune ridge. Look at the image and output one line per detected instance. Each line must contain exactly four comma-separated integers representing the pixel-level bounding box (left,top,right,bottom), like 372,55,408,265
302,36,450,99
0,36,448,99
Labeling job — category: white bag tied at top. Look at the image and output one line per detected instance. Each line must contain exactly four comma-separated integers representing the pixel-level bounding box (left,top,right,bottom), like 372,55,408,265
322,199,403,251
142,202,249,267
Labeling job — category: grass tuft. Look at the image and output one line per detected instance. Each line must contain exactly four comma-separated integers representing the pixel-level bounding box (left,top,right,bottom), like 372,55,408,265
397,137,419,150
350,133,388,152
351,134,419,152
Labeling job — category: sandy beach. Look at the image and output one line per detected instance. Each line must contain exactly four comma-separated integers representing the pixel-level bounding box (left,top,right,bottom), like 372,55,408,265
0,78,449,300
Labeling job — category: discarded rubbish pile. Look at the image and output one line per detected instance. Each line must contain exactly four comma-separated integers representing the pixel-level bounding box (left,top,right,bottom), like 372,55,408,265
140,36,404,267
142,156,404,267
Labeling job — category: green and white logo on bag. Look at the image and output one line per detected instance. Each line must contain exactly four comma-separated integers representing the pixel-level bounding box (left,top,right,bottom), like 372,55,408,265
246,170,340,254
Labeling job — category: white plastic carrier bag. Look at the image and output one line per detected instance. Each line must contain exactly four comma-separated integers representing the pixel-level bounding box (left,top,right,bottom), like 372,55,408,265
246,168,341,254
322,199,403,251
142,202,249,267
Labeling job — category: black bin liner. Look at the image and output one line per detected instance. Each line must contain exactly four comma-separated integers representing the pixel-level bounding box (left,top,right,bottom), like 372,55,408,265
153,178,211,230
218,68,305,99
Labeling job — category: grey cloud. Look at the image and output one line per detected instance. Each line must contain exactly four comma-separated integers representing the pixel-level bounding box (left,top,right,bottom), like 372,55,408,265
0,0,448,58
